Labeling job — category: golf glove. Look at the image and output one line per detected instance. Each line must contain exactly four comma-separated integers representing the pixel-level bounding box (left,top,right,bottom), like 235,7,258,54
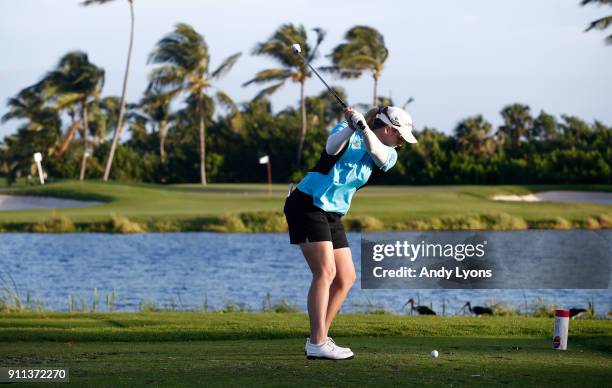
350,111,368,131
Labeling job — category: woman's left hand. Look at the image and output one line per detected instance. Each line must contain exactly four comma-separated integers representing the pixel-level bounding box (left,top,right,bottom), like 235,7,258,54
344,107,355,129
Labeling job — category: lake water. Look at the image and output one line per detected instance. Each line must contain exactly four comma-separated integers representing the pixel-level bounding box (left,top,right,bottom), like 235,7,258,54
0,232,610,315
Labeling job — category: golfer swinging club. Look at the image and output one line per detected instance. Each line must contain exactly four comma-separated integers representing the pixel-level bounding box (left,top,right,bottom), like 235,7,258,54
283,105,418,360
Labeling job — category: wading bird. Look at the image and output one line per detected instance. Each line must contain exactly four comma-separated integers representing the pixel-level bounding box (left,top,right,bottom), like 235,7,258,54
569,308,587,319
463,302,493,316
404,298,436,315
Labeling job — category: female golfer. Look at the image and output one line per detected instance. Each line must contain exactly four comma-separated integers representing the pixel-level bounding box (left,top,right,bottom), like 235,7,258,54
283,106,418,360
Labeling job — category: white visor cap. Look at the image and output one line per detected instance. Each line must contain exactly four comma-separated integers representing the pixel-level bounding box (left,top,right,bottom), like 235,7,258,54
377,106,418,144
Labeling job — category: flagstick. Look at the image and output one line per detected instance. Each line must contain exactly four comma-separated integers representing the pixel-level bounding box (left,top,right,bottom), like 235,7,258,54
258,155,272,195
267,160,272,195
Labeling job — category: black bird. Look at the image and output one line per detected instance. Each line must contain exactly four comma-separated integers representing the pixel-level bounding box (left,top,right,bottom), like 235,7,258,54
569,308,587,319
463,302,493,316
404,298,436,315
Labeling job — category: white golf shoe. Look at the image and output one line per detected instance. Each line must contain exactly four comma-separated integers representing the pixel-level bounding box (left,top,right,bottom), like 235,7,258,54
305,337,352,354
305,337,354,360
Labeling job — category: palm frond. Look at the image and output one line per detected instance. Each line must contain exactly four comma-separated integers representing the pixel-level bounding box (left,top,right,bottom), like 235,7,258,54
214,90,238,113
253,81,286,100
308,27,326,62
54,93,84,111
252,23,308,68
243,68,292,86
148,23,209,72
81,0,116,5
215,90,243,130
580,0,612,6
331,25,388,72
337,55,379,70
210,52,242,80
585,15,612,31
318,65,361,79
148,65,186,91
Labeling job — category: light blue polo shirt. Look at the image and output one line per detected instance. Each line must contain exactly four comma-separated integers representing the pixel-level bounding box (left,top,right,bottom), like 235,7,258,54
297,120,397,215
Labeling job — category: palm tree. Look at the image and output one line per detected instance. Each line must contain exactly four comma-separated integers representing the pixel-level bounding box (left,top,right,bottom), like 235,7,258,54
327,26,388,107
498,104,533,148
55,106,80,158
148,23,241,185
81,0,136,181
96,96,121,145
87,96,120,146
531,110,558,141
139,84,176,163
581,0,612,45
39,51,105,180
244,24,325,169
2,87,61,138
1,87,62,175
455,115,496,156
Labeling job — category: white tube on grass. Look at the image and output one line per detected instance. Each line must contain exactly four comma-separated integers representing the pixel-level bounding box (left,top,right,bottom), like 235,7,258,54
33,152,44,185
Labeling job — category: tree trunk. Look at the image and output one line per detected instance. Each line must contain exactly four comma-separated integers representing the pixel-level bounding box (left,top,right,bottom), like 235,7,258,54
197,93,207,186
159,120,167,164
373,74,378,107
295,80,307,169
56,114,79,158
79,100,89,181
103,0,135,181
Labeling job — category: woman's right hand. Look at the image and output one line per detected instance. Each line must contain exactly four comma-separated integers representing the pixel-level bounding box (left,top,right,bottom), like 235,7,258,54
345,108,367,131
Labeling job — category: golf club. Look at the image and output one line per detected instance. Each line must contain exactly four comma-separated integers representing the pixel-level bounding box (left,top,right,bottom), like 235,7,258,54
291,43,348,109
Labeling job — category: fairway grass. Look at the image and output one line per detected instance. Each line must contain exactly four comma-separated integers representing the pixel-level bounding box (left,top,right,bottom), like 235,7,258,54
1,180,612,232
0,313,610,387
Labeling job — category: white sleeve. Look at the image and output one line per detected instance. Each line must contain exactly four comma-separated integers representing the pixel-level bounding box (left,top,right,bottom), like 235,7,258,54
325,121,355,155
361,127,390,168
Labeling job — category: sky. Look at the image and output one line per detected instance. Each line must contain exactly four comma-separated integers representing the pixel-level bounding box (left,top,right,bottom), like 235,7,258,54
0,0,610,139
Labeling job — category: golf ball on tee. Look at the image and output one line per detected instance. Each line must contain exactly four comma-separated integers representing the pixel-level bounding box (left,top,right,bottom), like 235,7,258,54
431,350,439,358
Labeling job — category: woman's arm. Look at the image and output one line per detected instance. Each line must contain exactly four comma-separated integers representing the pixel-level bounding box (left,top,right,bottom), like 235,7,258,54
325,121,355,155
361,127,390,168
347,110,390,168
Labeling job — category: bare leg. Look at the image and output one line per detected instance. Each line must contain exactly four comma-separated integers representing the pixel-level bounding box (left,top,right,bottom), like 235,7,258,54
300,241,336,344
325,247,356,333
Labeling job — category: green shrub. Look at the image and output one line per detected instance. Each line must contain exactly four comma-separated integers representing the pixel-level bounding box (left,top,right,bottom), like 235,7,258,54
209,213,247,232
533,217,573,229
441,215,485,230
483,212,528,230
531,298,556,318
209,212,287,232
491,302,520,317
261,293,299,313
110,213,146,233
240,211,287,232
583,217,600,229
597,214,612,228
29,216,76,233
151,220,180,232
552,217,573,230
222,302,250,312
344,215,385,231
139,299,161,312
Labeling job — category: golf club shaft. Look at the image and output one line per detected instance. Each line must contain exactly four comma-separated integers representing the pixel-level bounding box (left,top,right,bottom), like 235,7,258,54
296,51,348,109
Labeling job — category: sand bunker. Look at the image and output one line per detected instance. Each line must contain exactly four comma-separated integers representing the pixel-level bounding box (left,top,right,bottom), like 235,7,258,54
493,191,612,205
0,195,103,211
